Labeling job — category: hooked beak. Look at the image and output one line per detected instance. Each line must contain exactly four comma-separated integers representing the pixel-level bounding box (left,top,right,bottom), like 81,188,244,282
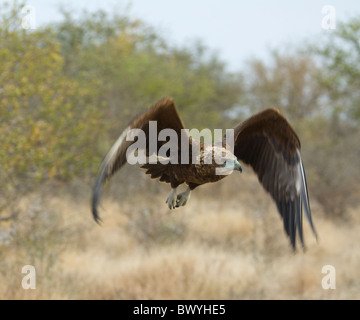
235,160,242,173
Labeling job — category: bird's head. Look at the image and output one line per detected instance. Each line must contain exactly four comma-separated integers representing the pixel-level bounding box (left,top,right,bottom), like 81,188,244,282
222,158,242,172
212,146,242,175
194,145,242,176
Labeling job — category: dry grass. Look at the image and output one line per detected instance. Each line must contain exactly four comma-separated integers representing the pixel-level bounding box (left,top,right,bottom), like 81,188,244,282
0,173,359,300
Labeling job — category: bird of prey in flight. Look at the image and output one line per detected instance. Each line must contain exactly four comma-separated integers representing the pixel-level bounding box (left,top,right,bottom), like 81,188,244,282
92,97,317,250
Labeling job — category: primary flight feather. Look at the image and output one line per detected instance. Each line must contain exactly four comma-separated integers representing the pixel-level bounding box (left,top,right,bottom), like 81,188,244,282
92,97,317,250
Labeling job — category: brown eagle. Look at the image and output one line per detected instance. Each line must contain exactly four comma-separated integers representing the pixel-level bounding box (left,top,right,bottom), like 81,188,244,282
92,97,317,250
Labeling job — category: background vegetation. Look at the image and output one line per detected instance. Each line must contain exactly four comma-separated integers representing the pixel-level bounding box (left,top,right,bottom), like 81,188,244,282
1,1,359,299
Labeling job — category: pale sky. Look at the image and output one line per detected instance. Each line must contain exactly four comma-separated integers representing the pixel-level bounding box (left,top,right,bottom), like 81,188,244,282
23,0,360,71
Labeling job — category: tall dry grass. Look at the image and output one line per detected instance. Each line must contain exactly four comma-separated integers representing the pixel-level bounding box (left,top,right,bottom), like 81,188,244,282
0,172,359,300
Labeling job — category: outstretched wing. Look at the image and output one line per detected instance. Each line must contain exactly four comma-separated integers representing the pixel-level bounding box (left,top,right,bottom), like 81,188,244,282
92,97,186,223
227,108,317,250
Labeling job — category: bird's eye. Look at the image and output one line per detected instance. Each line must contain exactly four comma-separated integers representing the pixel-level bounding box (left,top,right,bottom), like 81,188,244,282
222,161,227,168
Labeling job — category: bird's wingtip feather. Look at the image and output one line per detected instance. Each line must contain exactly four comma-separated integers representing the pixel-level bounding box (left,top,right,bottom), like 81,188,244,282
91,167,108,224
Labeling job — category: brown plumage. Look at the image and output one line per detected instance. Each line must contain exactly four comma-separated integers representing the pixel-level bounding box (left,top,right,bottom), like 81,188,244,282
92,97,317,250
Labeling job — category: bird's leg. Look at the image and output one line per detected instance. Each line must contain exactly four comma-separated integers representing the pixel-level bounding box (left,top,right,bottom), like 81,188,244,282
176,187,191,208
166,188,178,210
